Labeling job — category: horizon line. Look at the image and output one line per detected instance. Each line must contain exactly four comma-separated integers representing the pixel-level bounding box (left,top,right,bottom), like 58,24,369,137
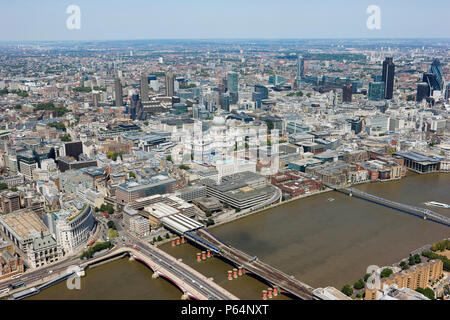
1,37,450,43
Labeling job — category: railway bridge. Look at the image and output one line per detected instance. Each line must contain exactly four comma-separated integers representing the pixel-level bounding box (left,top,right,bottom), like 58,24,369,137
160,213,315,300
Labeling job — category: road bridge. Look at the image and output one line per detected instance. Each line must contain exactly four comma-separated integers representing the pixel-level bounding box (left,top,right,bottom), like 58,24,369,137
82,244,238,300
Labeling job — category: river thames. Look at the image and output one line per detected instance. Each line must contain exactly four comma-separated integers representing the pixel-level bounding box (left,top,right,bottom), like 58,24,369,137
30,172,450,300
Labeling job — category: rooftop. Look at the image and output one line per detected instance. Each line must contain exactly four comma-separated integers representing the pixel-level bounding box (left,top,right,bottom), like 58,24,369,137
0,210,49,241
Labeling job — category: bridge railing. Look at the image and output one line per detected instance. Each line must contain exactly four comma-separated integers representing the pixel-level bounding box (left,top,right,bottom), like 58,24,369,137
337,186,450,224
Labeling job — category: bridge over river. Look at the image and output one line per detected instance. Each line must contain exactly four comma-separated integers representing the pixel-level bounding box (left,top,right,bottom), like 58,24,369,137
327,184,450,227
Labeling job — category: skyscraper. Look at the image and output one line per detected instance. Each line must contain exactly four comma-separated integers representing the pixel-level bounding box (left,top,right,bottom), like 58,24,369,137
422,73,438,95
382,57,395,99
416,82,430,102
140,73,149,101
114,77,123,107
254,84,269,100
368,82,385,101
297,55,304,79
165,72,175,97
342,83,353,103
429,58,443,91
227,71,238,104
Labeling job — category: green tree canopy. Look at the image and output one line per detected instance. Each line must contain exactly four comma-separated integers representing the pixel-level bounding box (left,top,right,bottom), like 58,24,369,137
341,284,353,296
353,279,365,290
380,268,393,278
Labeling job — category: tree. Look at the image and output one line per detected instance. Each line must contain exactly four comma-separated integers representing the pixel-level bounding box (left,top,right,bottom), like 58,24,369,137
165,233,170,239
408,255,416,266
179,164,190,170
363,273,370,282
415,287,435,300
265,120,274,132
0,183,8,190
157,235,162,242
60,134,71,142
9,187,18,192
341,284,353,296
107,221,116,230
353,279,365,290
399,261,409,270
380,268,393,278
47,122,66,132
205,210,212,217
413,254,421,264
166,155,173,162
128,171,136,179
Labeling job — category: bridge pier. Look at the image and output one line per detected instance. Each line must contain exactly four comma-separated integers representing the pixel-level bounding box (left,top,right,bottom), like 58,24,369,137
129,256,135,261
181,292,189,300
228,271,233,280
262,290,267,300
152,272,159,279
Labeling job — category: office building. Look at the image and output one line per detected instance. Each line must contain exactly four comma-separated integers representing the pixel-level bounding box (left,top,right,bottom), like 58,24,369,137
297,55,304,82
382,57,395,99
129,215,150,237
429,58,443,91
165,72,175,97
114,77,123,107
201,171,280,210
227,71,238,103
1,192,21,214
254,84,269,100
368,82,385,101
140,73,149,101
422,72,439,93
116,173,177,204
0,210,63,268
342,83,353,102
49,202,96,254
416,82,431,102
64,141,83,161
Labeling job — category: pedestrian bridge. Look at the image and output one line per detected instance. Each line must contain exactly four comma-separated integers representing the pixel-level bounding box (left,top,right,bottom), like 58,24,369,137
328,184,450,227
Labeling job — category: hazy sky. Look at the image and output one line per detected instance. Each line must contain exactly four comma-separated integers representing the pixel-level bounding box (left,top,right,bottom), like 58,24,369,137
0,0,448,41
